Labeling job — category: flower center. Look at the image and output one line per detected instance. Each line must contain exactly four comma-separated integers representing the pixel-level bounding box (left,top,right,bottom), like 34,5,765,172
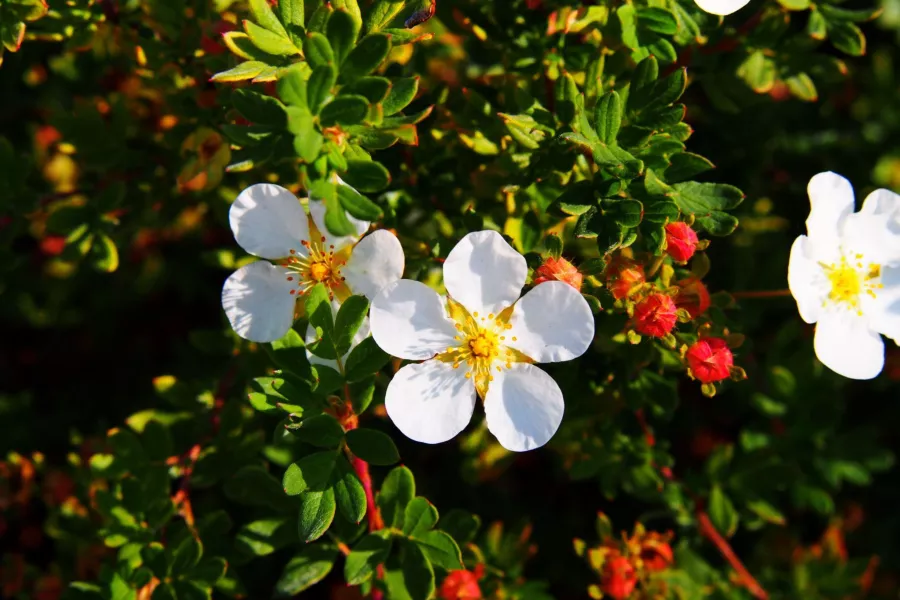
822,253,882,314
437,299,531,399
281,236,348,297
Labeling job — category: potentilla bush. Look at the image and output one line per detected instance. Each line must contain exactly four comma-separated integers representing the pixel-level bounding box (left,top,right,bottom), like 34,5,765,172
1,0,900,599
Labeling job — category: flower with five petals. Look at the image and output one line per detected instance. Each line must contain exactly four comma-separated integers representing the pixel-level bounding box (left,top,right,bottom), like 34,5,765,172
788,172,900,379
370,231,595,452
221,183,404,343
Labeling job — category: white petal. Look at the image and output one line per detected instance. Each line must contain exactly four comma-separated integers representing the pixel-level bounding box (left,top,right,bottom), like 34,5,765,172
222,261,297,343
370,280,459,360
343,230,405,300
842,188,900,265
304,300,371,371
805,172,855,257
693,0,750,15
308,196,370,251
814,311,884,380
869,266,900,342
505,281,595,363
230,184,309,259
787,236,828,324
443,230,527,315
484,364,564,452
385,360,476,444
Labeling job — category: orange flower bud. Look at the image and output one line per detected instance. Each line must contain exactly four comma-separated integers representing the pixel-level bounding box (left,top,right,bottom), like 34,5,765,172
533,256,583,292
606,260,645,300
601,554,637,600
639,534,674,572
633,293,677,338
665,222,699,262
674,277,711,319
686,338,734,383
439,569,482,599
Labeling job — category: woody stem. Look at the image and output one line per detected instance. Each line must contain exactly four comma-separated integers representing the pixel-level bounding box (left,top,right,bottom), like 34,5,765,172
696,510,769,600
731,289,792,299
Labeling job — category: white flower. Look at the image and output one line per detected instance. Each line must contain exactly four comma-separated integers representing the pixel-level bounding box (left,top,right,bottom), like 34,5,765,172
221,183,404,343
370,231,595,452
693,0,750,16
788,172,900,380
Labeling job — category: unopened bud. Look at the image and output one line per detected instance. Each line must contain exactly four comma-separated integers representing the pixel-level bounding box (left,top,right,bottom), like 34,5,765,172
534,256,583,291
686,337,734,384
665,222,700,263
633,293,678,338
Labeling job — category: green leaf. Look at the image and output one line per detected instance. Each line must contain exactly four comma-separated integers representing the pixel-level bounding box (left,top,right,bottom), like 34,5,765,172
91,232,119,273
647,67,687,110
283,450,337,495
332,0,363,27
291,414,345,448
151,584,177,600
327,9,361,65
171,536,203,575
386,540,434,600
785,73,818,102
304,32,335,68
311,179,357,237
268,329,316,384
305,282,338,359
344,336,392,382
378,465,415,529
173,581,212,600
666,153,714,182
244,20,300,56
603,198,643,227
383,76,419,115
365,0,408,32
342,76,392,103
275,545,338,597
737,51,776,93
233,89,287,128
414,530,463,570
236,519,296,557
191,558,227,586
746,499,786,525
595,91,622,145
341,34,391,81
708,485,739,538
342,159,391,192
333,456,367,523
308,64,338,114
617,4,639,49
337,183,383,221
291,115,324,163
277,66,308,108
819,4,881,21
279,0,305,28
333,295,370,356
225,466,295,513
249,0,289,37
142,543,170,578
402,497,438,536
308,3,335,33
629,56,659,112
297,488,337,542
829,20,866,56
670,182,744,235
347,428,400,466
141,421,173,462
439,510,480,546
345,533,392,585
638,7,678,34
551,181,596,217
320,95,369,127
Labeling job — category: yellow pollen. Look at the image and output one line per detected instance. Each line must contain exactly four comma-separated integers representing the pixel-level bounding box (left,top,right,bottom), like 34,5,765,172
824,254,881,309
309,262,332,282
468,331,499,358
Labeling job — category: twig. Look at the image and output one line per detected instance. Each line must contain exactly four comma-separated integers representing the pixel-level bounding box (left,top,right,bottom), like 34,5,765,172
730,289,792,299
696,510,769,600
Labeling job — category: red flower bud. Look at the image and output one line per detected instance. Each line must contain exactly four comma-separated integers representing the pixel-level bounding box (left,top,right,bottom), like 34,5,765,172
40,235,67,256
665,222,699,262
439,569,482,599
674,277,711,319
686,338,734,383
639,535,674,572
533,256,583,292
606,260,645,300
633,293,677,338
601,555,637,600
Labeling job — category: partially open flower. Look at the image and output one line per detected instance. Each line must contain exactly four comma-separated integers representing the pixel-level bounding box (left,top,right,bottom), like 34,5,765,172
637,532,674,572
633,293,678,338
439,567,483,599
370,231,595,452
221,183,404,342
533,256,583,291
601,553,638,600
686,338,734,383
674,277,711,319
665,222,700,263
606,259,645,300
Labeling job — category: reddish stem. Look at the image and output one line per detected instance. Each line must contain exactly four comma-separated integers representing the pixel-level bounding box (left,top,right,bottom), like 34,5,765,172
352,455,385,531
731,289,792,299
696,511,769,600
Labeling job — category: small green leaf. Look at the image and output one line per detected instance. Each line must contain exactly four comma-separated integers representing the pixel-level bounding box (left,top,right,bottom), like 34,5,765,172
277,66,308,108
338,183,383,221
245,20,300,56
345,533,392,585
225,466,294,512
595,91,622,145
341,33,392,81
344,336,391,382
333,295,370,356
308,64,338,114
283,451,337,495
308,2,335,33
829,20,866,56
365,0,408,32
737,51,776,93
617,4,639,49
274,546,338,597
342,159,391,192
91,232,119,273
708,485,739,538
666,153,714,182
383,76,419,115
386,540,434,600
402,497,438,536
378,465,415,529
171,536,203,575
746,499,786,525
305,282,338,359
638,7,678,34
310,179,357,237
233,88,287,127
342,76,392,103
304,32,335,68
279,0,305,28
297,488,337,542
291,414,345,448
327,9,361,65
439,510,481,546
414,530,463,570
347,428,400,466
250,0,290,37
671,182,744,236
320,95,369,126
333,457,367,523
